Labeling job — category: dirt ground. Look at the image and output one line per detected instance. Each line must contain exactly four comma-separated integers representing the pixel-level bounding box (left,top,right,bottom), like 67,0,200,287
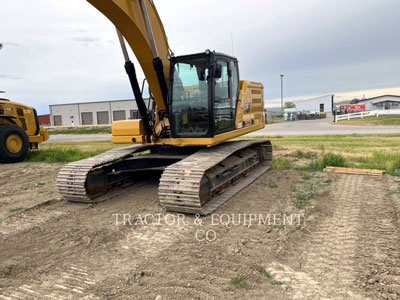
0,162,399,300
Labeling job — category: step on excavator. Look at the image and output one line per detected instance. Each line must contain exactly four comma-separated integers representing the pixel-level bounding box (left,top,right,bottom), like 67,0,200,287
57,0,272,215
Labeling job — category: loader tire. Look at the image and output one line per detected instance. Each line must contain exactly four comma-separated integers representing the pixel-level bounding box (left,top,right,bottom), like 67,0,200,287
0,124,29,163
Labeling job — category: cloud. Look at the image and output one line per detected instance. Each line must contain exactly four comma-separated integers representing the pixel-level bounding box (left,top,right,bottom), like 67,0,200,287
3,42,21,47
0,0,399,114
0,74,22,80
70,36,99,43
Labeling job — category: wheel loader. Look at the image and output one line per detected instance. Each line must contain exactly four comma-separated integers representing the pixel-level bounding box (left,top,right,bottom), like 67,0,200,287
57,0,272,214
0,98,49,163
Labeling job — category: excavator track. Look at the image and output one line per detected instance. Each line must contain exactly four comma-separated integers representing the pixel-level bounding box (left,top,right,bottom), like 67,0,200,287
57,140,272,215
159,139,272,215
56,145,147,203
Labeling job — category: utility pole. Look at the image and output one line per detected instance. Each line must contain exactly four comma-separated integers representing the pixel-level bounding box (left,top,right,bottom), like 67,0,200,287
280,74,284,110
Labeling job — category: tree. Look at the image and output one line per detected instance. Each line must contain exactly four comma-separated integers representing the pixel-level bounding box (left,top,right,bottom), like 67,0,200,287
284,101,295,108
350,98,360,104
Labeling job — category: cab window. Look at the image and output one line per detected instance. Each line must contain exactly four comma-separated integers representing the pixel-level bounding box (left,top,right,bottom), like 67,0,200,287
214,60,237,134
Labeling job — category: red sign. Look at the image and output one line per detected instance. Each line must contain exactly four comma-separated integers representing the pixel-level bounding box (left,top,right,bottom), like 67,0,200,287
339,104,365,112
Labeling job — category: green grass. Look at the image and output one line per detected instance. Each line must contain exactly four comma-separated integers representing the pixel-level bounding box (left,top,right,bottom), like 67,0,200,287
47,126,111,135
336,115,400,126
26,148,105,163
9,207,24,213
27,141,120,163
231,276,248,289
25,134,400,171
272,157,291,170
243,134,400,174
294,150,318,159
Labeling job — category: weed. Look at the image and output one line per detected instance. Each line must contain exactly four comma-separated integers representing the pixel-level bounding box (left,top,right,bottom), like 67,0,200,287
305,182,319,196
294,193,309,209
268,181,278,188
231,276,248,289
322,153,346,168
325,178,332,184
302,174,312,180
251,265,272,279
306,160,324,172
290,184,297,192
276,223,286,230
279,210,291,216
35,182,45,187
9,207,24,213
272,158,291,170
272,280,283,285
294,150,317,159
391,157,400,176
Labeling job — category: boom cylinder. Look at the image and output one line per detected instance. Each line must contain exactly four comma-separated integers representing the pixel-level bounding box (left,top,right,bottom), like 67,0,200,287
124,61,153,143
152,57,169,109
116,29,152,143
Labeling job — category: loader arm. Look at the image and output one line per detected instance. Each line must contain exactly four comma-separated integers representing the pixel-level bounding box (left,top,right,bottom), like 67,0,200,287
88,0,170,112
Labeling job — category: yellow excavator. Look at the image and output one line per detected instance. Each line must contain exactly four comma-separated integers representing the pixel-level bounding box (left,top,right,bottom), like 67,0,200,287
57,0,272,214
0,97,49,163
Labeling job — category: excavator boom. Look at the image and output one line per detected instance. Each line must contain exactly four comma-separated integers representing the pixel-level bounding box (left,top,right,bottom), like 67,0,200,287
88,0,170,111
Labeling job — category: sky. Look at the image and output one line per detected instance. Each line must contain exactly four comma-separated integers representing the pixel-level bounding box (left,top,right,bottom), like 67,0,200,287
1,0,400,114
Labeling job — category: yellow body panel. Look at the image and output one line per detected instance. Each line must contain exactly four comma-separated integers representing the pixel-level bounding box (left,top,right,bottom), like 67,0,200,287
112,119,146,136
111,80,265,146
112,123,264,146
0,99,49,145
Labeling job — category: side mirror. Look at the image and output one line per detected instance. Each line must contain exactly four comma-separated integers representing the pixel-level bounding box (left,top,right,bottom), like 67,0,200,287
214,64,222,79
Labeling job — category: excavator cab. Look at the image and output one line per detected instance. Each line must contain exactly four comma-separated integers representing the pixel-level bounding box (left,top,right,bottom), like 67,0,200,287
169,52,239,138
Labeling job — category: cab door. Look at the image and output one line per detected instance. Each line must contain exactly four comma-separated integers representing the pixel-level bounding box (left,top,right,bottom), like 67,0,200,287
213,59,239,134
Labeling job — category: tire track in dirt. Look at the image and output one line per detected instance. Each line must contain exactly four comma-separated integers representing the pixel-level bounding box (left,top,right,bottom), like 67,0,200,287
356,176,400,299
0,180,190,300
0,201,72,236
0,263,98,300
267,175,368,299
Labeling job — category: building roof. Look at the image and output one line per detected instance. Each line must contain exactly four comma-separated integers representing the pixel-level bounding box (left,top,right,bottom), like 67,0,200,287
295,94,333,103
49,98,148,107
358,95,400,102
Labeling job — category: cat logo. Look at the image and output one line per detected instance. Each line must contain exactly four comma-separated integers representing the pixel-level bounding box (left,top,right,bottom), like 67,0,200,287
244,102,251,113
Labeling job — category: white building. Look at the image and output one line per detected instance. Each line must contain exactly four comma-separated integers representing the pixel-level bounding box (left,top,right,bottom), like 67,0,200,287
295,95,334,113
49,99,149,126
357,95,400,111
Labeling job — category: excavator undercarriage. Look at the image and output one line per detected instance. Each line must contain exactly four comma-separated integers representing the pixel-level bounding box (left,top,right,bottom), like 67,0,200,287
57,140,272,215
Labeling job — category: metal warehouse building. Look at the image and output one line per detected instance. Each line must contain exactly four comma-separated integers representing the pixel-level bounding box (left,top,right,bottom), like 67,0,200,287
49,99,149,126
295,94,334,113
357,95,400,111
